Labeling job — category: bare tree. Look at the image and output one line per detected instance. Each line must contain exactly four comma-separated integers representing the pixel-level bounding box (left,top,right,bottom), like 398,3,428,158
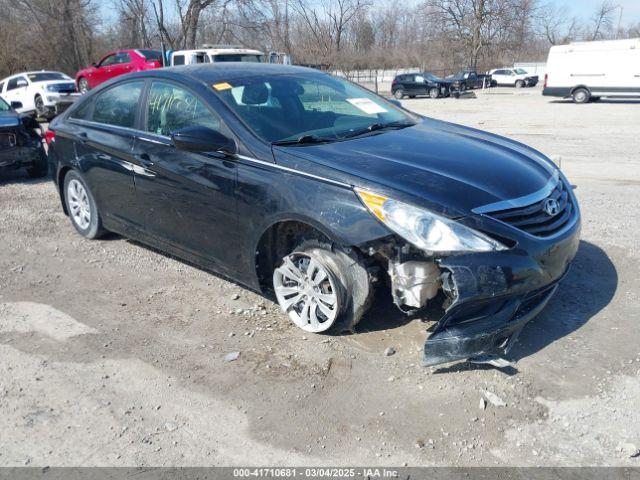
590,0,617,40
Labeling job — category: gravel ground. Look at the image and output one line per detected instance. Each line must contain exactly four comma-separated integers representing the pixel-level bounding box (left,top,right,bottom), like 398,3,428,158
1,86,639,467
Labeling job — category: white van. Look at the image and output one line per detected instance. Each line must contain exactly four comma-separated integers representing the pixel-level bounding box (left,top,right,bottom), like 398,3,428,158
169,46,263,66
543,38,640,103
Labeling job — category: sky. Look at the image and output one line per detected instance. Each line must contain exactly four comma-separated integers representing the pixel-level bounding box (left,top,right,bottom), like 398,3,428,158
557,0,640,24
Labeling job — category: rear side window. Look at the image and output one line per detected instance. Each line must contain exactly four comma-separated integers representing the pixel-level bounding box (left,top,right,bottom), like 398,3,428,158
92,81,144,128
173,55,185,66
146,81,221,136
115,53,131,64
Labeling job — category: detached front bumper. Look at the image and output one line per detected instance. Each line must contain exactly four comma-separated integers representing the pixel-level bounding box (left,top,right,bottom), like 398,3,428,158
423,217,581,366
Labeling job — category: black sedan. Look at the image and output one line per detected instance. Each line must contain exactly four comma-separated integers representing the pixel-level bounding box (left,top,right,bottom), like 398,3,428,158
391,72,453,99
48,64,580,367
0,98,48,178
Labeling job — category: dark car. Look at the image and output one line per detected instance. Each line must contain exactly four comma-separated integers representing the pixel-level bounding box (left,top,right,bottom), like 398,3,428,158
48,64,580,367
0,97,48,178
448,70,492,90
391,72,452,99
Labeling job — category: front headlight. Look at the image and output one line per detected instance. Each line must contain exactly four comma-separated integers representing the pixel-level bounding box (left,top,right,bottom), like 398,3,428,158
356,189,507,254
46,85,57,92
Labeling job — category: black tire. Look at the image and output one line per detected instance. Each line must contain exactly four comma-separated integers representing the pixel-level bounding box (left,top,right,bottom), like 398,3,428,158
63,170,106,239
590,96,601,102
409,95,416,98
393,89,404,100
429,87,440,99
276,239,372,333
491,80,498,87
34,95,47,118
572,88,590,104
26,147,49,178
515,80,525,88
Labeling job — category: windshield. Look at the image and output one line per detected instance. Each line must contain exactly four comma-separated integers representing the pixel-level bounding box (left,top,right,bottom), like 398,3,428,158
0,97,9,111
27,72,70,82
514,68,528,75
212,54,262,63
424,73,443,82
215,72,417,144
138,49,163,61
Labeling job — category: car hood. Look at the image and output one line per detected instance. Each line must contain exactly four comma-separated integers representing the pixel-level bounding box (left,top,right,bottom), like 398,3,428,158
0,111,20,129
277,118,556,216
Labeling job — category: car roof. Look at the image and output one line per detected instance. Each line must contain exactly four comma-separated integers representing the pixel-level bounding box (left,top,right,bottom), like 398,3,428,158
132,63,320,84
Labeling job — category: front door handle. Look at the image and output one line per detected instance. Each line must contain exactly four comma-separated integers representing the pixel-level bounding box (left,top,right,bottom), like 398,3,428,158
135,153,154,168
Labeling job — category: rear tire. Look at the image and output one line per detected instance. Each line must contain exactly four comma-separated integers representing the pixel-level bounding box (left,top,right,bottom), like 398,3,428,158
63,170,106,239
273,240,372,333
572,88,590,104
393,89,404,100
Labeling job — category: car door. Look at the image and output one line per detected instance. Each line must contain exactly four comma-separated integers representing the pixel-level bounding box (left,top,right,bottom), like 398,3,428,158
93,54,117,85
4,76,30,111
66,80,145,230
414,74,429,96
492,70,506,85
109,52,134,79
131,80,239,272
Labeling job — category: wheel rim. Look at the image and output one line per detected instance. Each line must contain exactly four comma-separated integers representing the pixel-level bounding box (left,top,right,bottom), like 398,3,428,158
35,96,45,115
67,179,91,230
394,90,403,99
430,89,438,98
576,91,587,102
79,79,88,93
273,252,340,333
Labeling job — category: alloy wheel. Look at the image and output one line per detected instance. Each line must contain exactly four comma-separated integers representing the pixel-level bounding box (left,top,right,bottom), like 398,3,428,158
273,252,340,332
79,78,89,94
35,96,45,117
67,179,91,230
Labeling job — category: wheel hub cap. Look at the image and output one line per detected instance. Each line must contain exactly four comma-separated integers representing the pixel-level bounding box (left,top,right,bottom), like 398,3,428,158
273,252,339,333
67,179,91,230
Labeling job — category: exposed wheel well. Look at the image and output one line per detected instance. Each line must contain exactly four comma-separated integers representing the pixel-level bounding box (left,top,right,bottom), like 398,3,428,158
255,220,333,290
57,166,73,215
570,85,590,95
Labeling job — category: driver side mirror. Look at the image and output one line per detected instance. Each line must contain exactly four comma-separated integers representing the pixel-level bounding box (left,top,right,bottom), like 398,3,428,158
10,101,23,110
92,62,99,68
171,126,238,156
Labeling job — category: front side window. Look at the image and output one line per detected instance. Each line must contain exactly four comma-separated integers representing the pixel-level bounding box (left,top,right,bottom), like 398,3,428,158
99,54,117,67
216,72,417,144
146,81,221,136
92,81,144,128
0,97,9,112
7,76,28,90
0,82,4,92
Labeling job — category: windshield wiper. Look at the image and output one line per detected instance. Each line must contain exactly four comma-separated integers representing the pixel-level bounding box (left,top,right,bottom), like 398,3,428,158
342,121,416,139
272,134,335,146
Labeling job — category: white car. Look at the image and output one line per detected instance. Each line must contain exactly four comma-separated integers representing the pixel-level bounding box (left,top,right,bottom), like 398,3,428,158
169,45,264,66
0,71,80,119
489,68,539,88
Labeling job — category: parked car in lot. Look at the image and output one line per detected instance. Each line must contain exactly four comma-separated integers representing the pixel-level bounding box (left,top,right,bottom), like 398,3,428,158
447,70,492,90
543,38,640,103
48,64,580,366
75,49,163,93
0,71,79,120
391,72,452,99
0,96,48,177
169,45,264,66
489,68,539,88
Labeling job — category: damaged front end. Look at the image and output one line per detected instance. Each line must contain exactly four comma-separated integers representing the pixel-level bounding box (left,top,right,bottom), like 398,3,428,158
357,179,581,367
